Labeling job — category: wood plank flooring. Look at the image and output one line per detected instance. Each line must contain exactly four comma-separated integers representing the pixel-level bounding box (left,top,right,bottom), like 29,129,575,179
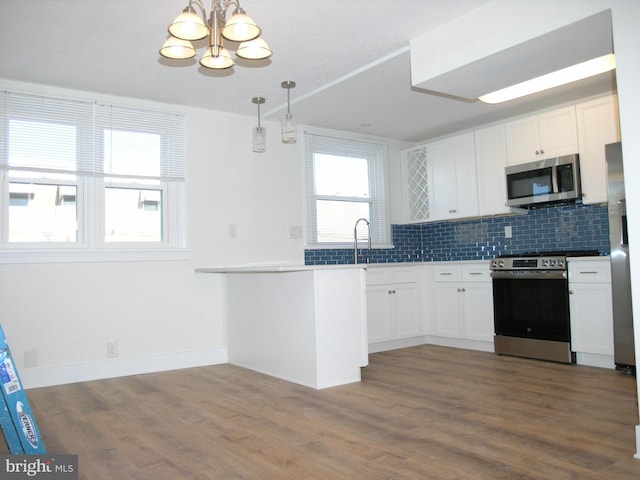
15,345,640,479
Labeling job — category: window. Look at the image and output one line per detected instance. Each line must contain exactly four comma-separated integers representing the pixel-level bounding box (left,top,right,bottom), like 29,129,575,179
0,90,186,259
303,131,391,247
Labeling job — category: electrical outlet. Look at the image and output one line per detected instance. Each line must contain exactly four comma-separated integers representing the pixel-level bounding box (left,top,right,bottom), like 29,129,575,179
107,342,118,359
504,226,513,238
24,349,37,368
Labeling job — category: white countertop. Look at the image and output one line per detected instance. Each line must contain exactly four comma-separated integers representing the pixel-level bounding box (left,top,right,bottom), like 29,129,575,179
194,259,496,274
195,264,369,273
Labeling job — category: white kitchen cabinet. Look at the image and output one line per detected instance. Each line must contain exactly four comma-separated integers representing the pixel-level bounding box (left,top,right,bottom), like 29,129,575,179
505,106,579,165
576,94,621,205
426,132,478,221
568,258,615,368
432,263,494,343
366,267,422,344
400,145,429,223
474,124,510,216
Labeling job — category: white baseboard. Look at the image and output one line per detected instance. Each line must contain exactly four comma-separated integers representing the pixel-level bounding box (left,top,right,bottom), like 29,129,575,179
575,352,615,369
368,336,429,353
21,347,228,389
425,336,494,353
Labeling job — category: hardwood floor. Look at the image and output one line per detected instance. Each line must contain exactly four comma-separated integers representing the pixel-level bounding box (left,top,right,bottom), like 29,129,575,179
17,345,640,479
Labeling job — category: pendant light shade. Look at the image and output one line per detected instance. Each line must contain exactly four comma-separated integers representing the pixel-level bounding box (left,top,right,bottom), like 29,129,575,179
281,81,297,144
159,36,197,59
236,38,272,60
168,7,209,41
252,97,266,153
222,10,261,42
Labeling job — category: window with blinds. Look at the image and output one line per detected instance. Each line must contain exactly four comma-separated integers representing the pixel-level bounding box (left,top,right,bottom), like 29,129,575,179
0,90,186,249
303,131,391,247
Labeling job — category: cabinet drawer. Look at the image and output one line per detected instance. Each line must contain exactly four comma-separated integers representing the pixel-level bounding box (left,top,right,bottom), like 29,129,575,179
568,260,611,283
366,267,418,286
462,264,491,282
434,266,462,282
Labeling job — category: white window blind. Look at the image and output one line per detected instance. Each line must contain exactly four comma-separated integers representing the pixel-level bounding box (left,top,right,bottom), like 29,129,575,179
0,91,185,181
0,89,186,253
303,131,391,247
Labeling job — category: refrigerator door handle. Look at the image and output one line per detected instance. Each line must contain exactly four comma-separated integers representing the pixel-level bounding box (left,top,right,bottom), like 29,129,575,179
618,199,628,247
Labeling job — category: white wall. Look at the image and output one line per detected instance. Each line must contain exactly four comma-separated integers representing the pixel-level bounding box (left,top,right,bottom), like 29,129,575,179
0,80,409,388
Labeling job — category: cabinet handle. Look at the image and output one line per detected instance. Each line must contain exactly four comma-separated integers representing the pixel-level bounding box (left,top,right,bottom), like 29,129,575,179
388,289,396,294
439,272,453,276
461,288,466,292
469,272,482,276
569,290,574,295
579,271,598,274
540,149,545,154
535,150,540,155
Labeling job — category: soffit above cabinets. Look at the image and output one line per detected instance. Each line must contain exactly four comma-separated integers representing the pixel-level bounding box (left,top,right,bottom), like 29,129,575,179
411,10,614,100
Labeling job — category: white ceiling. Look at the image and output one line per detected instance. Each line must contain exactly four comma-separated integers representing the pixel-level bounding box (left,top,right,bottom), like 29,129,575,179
0,0,617,143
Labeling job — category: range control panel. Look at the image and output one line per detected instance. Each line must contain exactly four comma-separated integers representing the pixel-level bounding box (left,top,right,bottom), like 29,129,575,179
490,256,567,271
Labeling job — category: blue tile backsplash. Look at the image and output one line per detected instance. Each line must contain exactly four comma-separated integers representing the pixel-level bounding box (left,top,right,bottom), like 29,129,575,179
305,204,610,265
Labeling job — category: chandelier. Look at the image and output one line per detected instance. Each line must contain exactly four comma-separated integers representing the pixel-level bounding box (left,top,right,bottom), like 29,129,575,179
160,0,272,70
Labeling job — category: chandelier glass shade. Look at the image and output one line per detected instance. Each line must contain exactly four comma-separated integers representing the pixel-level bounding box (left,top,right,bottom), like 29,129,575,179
160,0,272,71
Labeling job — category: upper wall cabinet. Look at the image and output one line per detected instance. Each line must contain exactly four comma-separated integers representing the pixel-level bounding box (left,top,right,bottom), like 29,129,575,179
575,95,621,205
426,132,478,222
474,124,510,216
505,106,579,165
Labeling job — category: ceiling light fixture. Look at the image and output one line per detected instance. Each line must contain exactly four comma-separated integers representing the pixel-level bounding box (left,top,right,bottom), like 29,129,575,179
160,0,272,71
252,97,266,153
281,81,297,144
479,53,617,104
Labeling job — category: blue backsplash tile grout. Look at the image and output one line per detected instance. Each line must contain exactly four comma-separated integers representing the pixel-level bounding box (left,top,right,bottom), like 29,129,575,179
305,204,610,265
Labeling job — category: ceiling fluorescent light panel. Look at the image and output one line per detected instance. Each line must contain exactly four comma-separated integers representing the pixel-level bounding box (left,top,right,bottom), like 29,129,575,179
479,53,616,104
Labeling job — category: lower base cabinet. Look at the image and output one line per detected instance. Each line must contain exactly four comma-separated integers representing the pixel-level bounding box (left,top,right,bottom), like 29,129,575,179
366,267,421,344
568,259,614,367
432,263,494,343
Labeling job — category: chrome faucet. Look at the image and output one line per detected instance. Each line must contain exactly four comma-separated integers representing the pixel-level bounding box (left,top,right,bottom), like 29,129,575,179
354,218,371,264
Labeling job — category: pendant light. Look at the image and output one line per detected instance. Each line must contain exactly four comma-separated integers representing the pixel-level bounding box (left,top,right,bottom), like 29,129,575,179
281,81,297,144
252,97,266,153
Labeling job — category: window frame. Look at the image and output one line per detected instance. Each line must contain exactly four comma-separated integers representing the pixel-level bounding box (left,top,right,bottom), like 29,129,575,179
303,130,392,249
0,89,188,263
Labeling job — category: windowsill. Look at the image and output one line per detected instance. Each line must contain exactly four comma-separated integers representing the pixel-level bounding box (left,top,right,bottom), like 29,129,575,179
0,247,191,264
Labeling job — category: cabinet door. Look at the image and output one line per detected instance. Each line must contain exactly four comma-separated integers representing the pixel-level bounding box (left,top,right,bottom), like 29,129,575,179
462,282,495,342
569,283,614,355
433,282,464,338
426,139,452,221
537,106,578,158
475,124,510,215
393,283,421,338
576,95,621,205
450,132,478,219
505,115,540,165
366,285,393,343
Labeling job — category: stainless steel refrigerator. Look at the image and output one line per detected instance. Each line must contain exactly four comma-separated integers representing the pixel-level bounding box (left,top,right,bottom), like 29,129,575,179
605,142,636,372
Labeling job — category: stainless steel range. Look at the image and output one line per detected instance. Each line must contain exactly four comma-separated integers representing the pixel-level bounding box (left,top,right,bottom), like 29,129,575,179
490,253,575,364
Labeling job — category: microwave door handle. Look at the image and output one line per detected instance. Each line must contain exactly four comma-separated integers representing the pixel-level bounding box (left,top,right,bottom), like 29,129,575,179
551,166,559,194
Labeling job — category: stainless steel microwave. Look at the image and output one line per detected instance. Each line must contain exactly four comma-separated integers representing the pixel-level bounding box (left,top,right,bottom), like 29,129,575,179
505,154,581,209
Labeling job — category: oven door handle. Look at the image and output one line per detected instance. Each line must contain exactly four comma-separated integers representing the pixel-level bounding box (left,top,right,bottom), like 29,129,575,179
490,270,567,280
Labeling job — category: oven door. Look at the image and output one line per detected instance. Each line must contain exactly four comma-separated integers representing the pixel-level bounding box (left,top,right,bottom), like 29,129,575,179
491,270,570,342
